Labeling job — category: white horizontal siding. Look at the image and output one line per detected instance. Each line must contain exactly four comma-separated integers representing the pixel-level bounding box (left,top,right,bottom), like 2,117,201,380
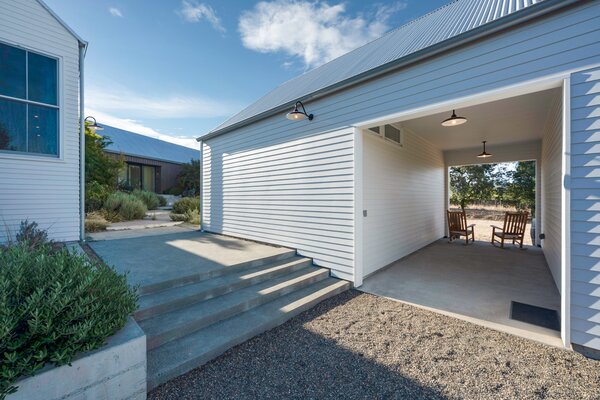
0,0,81,243
444,140,541,167
541,95,563,292
202,127,355,280
569,66,600,351
203,1,600,287
361,129,445,276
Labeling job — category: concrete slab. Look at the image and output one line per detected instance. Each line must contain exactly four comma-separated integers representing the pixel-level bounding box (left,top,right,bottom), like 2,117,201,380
87,225,197,241
89,231,292,290
359,240,562,347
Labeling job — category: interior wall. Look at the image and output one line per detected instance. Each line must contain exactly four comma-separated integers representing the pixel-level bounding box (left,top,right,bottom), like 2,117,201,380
444,140,541,167
541,95,563,292
362,128,445,277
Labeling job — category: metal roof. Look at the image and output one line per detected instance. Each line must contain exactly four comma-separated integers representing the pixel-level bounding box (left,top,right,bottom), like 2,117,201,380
99,125,199,164
204,0,573,140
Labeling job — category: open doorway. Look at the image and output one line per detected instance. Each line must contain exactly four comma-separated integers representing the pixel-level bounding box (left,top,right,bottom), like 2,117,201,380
357,84,565,347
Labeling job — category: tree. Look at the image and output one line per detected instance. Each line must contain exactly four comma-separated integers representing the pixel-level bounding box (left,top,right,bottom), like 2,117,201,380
503,161,536,215
449,164,497,210
84,124,124,211
176,159,200,196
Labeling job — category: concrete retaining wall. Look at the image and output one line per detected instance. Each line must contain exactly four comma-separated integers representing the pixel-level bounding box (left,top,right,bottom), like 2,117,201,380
8,318,146,400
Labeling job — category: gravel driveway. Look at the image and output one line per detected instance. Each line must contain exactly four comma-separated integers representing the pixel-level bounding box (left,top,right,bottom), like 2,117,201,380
149,290,599,400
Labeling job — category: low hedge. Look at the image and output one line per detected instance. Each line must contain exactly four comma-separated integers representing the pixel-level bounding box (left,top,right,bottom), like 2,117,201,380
103,192,147,221
172,197,200,214
131,189,160,210
0,242,137,398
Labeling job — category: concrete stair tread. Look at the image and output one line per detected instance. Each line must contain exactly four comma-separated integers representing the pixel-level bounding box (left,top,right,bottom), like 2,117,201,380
140,267,329,349
139,249,297,295
147,277,350,390
136,256,313,321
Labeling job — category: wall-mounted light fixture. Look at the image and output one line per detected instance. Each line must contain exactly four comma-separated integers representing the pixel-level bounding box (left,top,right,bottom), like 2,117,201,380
84,116,103,131
477,141,492,158
441,109,467,127
286,101,314,121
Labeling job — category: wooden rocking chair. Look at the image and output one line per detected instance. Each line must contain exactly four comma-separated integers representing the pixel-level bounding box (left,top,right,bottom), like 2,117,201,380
447,210,475,245
491,211,529,248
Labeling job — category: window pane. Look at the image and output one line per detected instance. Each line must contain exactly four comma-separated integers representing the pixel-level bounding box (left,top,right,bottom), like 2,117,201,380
0,42,26,99
28,105,58,155
0,97,26,152
28,52,57,105
143,166,155,192
129,165,141,190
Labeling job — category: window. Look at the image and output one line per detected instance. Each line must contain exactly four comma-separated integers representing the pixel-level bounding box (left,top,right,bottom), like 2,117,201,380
0,42,58,157
120,163,158,192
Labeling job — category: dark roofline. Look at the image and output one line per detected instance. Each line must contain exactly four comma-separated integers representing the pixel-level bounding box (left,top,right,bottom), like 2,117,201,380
198,0,578,142
104,149,198,165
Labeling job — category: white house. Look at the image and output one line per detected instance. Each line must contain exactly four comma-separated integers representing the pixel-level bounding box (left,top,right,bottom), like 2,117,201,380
198,0,600,357
0,0,86,242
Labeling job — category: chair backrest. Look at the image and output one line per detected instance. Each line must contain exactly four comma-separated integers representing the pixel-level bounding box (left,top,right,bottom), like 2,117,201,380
502,211,529,235
447,210,467,233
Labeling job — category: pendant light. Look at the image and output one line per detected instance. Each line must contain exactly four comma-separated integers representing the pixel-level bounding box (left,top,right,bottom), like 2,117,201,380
441,109,467,127
477,141,492,158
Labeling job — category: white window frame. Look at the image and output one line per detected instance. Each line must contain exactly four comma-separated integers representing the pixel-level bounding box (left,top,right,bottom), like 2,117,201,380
0,39,61,160
366,124,404,147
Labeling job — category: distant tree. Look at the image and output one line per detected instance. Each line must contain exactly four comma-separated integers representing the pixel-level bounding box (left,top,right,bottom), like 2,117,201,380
503,161,536,215
84,124,124,211
450,164,497,210
176,159,200,196
0,124,10,150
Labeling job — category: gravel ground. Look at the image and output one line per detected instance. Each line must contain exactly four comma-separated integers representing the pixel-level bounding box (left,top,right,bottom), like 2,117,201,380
149,290,599,400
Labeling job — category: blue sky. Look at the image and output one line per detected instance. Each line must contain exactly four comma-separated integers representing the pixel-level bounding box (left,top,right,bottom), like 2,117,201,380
45,0,449,148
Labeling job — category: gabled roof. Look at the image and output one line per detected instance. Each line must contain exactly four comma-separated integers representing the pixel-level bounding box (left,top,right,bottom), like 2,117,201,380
99,125,199,165
203,0,573,140
36,0,87,47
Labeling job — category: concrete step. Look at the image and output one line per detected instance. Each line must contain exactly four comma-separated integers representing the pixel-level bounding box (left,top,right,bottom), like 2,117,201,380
147,277,350,390
139,249,297,295
141,267,330,350
135,256,313,321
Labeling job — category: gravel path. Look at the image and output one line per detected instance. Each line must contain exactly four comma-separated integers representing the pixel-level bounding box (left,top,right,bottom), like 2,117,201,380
149,290,599,400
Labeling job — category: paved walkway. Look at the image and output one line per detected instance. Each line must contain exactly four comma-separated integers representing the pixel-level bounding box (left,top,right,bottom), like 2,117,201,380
89,230,291,290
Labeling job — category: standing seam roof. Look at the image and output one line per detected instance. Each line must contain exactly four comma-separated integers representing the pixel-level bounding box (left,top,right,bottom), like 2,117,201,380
208,0,549,135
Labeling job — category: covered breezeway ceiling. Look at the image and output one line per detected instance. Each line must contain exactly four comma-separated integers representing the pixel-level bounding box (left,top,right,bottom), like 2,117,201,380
396,88,562,151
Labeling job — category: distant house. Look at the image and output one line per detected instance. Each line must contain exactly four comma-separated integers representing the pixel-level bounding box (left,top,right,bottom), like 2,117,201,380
0,0,86,242
99,125,199,194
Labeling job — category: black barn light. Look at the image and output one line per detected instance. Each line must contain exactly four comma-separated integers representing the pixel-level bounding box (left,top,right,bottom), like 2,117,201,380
477,141,492,158
441,109,467,127
286,101,314,121
84,116,104,131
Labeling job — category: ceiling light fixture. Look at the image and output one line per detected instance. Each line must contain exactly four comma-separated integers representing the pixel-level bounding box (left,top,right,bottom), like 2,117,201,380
286,101,314,121
441,109,467,127
477,141,492,158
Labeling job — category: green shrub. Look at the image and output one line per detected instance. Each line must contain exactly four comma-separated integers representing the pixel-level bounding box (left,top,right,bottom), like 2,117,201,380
85,181,113,213
131,189,160,210
103,192,147,221
158,195,167,207
14,220,51,250
169,212,187,222
172,197,200,214
85,212,110,232
0,243,137,398
185,209,201,225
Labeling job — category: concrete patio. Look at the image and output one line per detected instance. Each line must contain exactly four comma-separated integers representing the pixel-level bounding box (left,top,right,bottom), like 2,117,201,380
359,239,562,346
89,230,292,291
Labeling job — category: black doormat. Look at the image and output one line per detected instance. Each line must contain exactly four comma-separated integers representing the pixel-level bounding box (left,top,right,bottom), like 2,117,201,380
510,301,560,331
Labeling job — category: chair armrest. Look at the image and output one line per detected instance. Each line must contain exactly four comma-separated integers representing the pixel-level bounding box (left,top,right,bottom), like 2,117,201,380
467,224,476,228
491,225,503,230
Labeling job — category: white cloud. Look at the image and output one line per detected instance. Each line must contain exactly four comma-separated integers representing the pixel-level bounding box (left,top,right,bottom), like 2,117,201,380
87,109,200,150
109,7,123,17
178,1,225,32
86,85,239,119
239,1,407,68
